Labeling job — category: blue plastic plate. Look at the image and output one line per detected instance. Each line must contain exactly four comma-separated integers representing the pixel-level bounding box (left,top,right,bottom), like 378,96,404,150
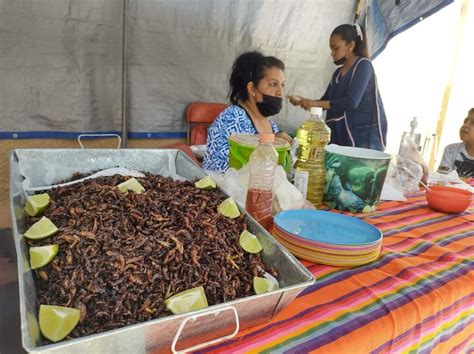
273,210,382,246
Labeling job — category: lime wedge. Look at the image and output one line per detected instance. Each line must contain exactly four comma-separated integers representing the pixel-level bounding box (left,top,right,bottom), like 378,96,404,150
117,178,145,194
24,217,59,240
194,176,216,189
253,276,279,295
39,305,81,342
29,245,59,269
164,286,209,315
25,193,50,217
217,197,240,218
239,230,263,253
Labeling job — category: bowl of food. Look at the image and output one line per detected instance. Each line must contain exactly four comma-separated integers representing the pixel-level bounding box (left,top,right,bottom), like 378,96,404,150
9,149,314,353
426,185,472,213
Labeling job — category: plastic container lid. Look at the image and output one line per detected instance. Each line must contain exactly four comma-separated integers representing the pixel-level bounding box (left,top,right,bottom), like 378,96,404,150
228,134,291,172
228,134,290,148
310,107,323,116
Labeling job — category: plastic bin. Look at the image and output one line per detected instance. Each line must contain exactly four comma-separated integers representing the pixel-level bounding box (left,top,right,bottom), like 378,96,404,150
228,134,291,172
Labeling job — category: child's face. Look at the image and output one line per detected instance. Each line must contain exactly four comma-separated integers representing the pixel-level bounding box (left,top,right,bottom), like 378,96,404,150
459,111,474,144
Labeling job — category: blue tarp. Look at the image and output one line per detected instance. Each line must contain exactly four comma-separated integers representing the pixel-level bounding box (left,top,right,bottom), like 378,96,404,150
359,0,454,59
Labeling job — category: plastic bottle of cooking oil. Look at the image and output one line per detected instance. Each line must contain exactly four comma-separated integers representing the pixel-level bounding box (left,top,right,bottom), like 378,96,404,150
293,107,331,208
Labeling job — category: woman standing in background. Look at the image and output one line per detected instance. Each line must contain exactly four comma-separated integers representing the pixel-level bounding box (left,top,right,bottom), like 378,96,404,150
291,24,388,151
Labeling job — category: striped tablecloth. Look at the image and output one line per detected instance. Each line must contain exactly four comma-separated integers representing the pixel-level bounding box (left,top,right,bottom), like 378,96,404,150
201,189,474,353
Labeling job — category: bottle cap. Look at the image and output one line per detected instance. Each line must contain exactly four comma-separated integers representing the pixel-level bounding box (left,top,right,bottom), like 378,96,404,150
259,133,275,143
310,107,323,116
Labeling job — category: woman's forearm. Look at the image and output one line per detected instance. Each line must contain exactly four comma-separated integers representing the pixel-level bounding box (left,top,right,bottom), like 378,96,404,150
275,131,292,144
299,99,331,111
316,100,331,110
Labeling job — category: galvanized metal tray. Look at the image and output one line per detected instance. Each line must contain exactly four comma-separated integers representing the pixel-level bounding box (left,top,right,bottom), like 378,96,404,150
9,149,315,353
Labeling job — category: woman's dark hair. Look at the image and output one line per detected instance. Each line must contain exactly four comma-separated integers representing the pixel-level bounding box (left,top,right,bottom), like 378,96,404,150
228,51,285,105
331,24,369,58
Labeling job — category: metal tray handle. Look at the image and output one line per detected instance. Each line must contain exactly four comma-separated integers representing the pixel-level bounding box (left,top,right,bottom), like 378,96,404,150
77,133,122,149
171,305,240,353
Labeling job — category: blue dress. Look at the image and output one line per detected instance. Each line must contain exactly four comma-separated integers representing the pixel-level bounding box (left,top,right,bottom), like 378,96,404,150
203,105,280,172
322,57,387,151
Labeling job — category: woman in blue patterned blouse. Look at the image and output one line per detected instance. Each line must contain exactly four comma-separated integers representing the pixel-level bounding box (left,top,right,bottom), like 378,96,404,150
203,51,291,172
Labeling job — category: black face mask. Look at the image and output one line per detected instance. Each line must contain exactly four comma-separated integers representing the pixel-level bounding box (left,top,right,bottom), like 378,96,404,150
334,57,346,65
255,92,283,117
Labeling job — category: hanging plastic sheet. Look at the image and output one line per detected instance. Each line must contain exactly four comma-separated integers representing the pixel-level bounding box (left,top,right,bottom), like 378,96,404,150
0,0,123,138
0,0,355,138
126,0,355,137
358,0,454,58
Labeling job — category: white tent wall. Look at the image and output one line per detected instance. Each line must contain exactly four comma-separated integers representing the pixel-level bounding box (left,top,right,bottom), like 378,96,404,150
0,0,454,138
0,0,123,135
127,0,355,137
0,0,356,138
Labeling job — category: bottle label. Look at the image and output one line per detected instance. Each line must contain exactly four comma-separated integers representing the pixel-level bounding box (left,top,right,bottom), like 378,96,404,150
294,170,309,198
309,148,325,160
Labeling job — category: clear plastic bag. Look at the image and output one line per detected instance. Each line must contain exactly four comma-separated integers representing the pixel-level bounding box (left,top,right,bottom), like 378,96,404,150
386,135,429,195
386,156,423,195
207,165,313,214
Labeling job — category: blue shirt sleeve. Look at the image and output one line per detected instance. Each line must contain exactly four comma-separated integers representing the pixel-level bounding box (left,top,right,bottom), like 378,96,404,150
329,59,374,112
203,106,282,172
270,120,280,133
320,84,331,101
320,70,339,101
203,106,257,172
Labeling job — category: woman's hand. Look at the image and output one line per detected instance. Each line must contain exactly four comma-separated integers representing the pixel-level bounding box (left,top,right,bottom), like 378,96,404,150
275,131,293,144
288,95,303,106
299,99,318,111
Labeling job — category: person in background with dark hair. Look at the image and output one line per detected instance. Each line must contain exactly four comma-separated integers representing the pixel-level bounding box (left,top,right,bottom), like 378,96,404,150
290,24,388,151
203,51,291,172
438,108,474,179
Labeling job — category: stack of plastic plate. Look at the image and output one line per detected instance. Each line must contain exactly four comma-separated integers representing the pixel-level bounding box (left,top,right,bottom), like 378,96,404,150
272,210,382,267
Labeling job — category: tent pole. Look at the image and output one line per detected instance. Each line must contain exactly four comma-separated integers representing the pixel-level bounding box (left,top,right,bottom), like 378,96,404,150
429,0,469,169
121,0,129,148
353,0,366,22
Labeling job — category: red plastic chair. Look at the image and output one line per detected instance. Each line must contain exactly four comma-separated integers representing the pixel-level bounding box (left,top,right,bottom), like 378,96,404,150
186,102,228,146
